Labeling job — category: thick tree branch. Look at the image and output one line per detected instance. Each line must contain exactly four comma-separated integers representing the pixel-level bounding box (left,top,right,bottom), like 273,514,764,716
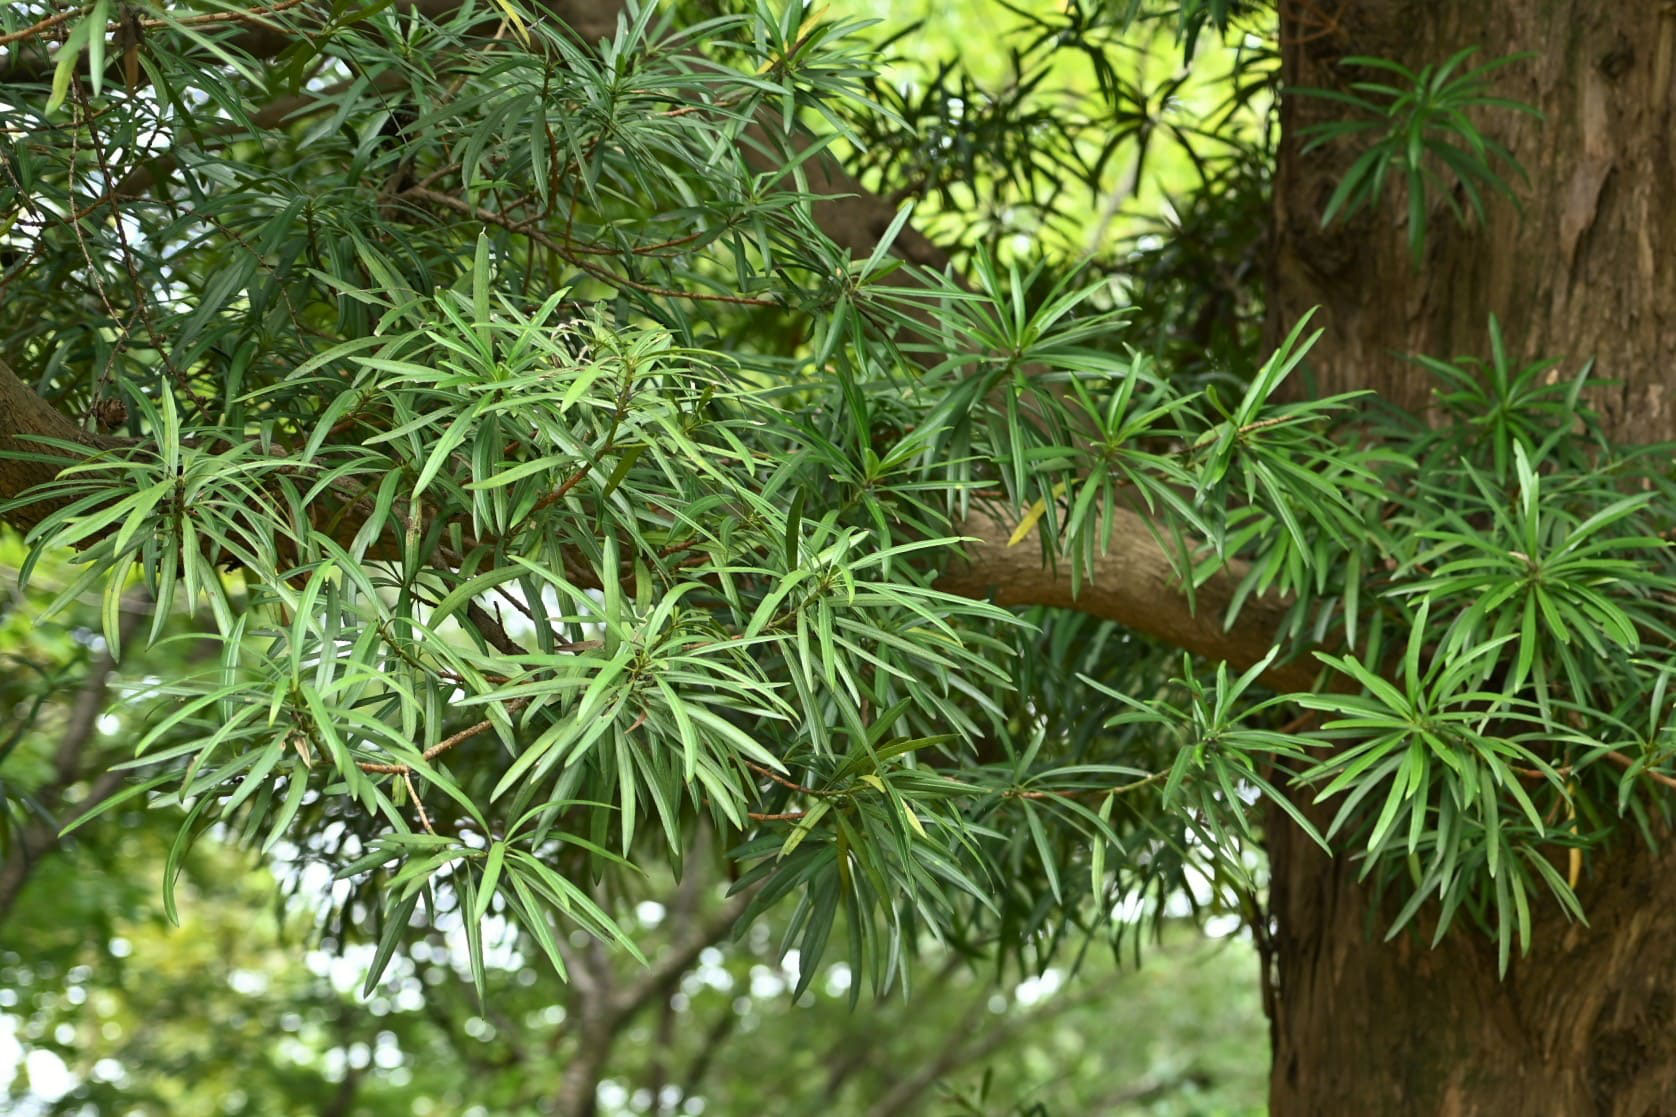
549,935,615,1117
608,888,752,1022
671,1004,738,1112
0,358,117,537
644,836,710,1107
737,124,952,277
544,877,750,1117
0,350,1302,701
816,955,966,1106
0,0,1303,702
939,504,1314,692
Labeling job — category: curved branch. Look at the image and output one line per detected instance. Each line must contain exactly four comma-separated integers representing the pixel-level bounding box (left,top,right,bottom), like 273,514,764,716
0,358,117,537
0,0,1300,691
0,353,1303,696
939,504,1314,692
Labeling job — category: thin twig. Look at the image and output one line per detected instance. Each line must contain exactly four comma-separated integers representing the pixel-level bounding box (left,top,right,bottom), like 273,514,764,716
1003,767,1169,801
357,697,531,775
139,0,312,31
1604,748,1676,790
529,460,594,515
745,759,825,797
0,0,311,52
403,769,436,834
0,6,78,48
399,186,777,307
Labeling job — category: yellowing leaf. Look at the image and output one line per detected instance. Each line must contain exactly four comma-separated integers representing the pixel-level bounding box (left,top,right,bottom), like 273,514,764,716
490,0,530,46
777,800,828,861
1007,481,1068,546
1566,782,1580,888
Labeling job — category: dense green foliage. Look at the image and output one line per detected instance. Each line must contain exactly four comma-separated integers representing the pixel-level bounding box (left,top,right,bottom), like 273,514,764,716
4,0,1676,1110
0,536,1263,1115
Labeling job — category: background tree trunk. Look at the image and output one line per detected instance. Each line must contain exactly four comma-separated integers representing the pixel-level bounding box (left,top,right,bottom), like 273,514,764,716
1267,3,1676,1112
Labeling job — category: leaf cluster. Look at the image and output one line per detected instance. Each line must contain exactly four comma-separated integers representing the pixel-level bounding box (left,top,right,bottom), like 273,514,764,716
1297,48,1539,262
3,0,1674,1001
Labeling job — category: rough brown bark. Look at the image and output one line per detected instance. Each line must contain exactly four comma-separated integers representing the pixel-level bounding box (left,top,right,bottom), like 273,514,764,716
937,504,1315,692
1271,2,1676,444
1267,816,1676,1116
1266,4,1676,1113
0,358,115,536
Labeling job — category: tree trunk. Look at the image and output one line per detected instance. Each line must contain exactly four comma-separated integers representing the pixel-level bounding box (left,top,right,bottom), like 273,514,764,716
1267,2,1676,1112
1268,818,1676,1115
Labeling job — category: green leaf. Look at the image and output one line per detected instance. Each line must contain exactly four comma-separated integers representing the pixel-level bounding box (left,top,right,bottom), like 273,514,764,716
46,17,94,114
363,891,423,997
85,0,110,95
785,486,806,570
459,873,488,1002
162,797,213,927
476,841,506,922
778,800,829,860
